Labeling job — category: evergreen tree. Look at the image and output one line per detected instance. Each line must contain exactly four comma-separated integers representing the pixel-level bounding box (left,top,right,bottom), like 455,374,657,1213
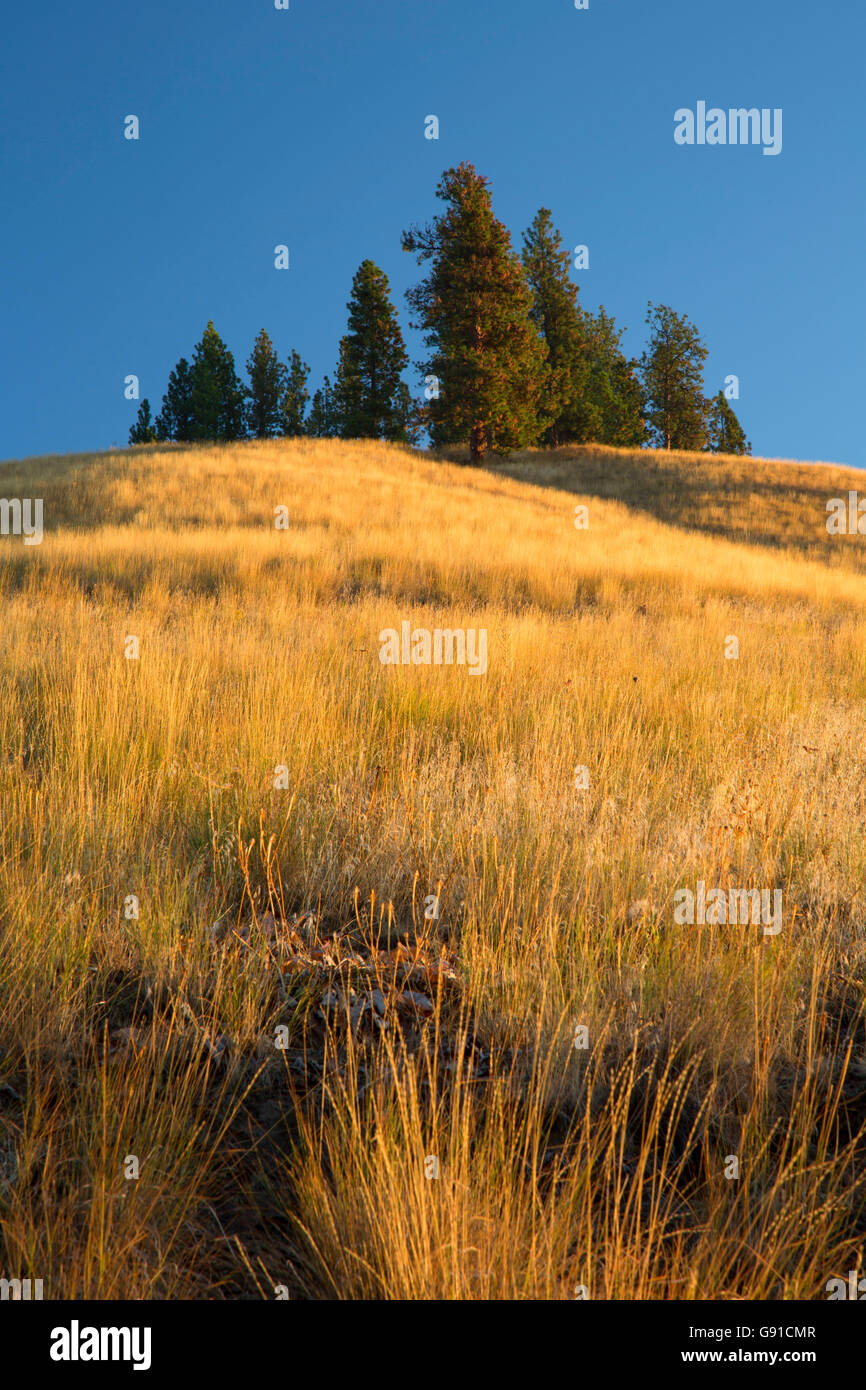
245,329,285,438
705,390,751,455
189,320,246,441
129,398,157,445
331,260,412,441
521,211,645,447
639,302,708,450
280,349,311,437
583,308,646,447
395,381,422,446
155,358,194,441
306,375,336,437
402,163,551,461
521,208,588,446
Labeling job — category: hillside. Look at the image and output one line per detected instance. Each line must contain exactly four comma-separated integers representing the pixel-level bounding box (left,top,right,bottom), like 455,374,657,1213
2,437,866,1300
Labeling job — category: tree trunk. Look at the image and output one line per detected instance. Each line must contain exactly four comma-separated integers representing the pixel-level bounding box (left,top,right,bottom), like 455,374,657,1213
470,423,486,461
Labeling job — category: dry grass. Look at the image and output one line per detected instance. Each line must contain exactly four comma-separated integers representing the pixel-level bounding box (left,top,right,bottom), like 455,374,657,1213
2,435,866,1299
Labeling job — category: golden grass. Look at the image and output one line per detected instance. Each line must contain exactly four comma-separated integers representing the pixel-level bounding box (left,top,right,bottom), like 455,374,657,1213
2,436,866,1299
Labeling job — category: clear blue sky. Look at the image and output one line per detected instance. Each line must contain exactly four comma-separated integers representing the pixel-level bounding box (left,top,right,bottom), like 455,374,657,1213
2,0,863,464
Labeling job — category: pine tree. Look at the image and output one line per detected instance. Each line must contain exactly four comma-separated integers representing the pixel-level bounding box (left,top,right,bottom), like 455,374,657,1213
245,329,285,438
306,375,336,437
280,350,311,437
517,209,647,444
395,381,422,446
520,211,646,448
639,302,708,450
155,358,194,441
521,208,588,446
402,163,551,461
189,321,246,441
129,398,157,445
705,390,751,455
583,308,646,447
331,260,412,441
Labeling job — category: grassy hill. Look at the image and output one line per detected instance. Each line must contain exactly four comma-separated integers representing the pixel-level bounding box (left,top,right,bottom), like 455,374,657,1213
2,437,866,1299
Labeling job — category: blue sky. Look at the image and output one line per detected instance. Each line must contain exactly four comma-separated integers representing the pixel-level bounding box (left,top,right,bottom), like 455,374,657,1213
1,0,863,464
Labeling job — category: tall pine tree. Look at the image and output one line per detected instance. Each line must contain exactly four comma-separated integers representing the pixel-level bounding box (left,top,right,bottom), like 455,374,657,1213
190,321,246,442
155,358,194,441
332,260,413,441
521,208,588,447
640,302,708,451
280,350,310,437
521,211,645,447
583,308,646,447
402,163,550,461
245,329,285,438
